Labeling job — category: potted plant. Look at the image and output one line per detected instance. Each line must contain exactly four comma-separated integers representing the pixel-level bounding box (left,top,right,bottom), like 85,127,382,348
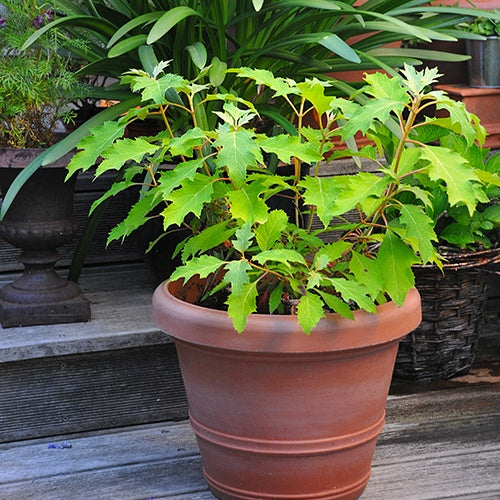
65,61,496,497
0,0,90,327
16,0,499,284
393,140,499,381
460,12,500,87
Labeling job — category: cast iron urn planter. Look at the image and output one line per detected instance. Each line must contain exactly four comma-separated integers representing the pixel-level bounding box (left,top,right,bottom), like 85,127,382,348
0,148,90,327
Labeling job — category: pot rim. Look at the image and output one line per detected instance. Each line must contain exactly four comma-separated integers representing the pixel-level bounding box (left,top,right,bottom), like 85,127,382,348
152,279,422,354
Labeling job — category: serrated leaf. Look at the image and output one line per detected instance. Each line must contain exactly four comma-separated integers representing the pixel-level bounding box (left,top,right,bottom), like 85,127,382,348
214,127,263,187
296,79,335,116
96,137,159,176
349,253,383,299
254,210,288,251
67,121,126,177
227,183,269,224
258,135,322,164
254,249,306,267
107,192,159,244
313,241,351,270
300,176,343,227
158,158,204,197
169,255,225,282
297,293,325,335
231,67,298,98
364,71,409,102
226,281,258,333
318,290,354,320
233,222,254,253
377,231,418,305
168,128,206,157
328,277,376,313
129,72,187,104
162,174,214,227
225,260,252,295
341,98,405,140
399,205,437,263
181,221,236,261
422,146,478,215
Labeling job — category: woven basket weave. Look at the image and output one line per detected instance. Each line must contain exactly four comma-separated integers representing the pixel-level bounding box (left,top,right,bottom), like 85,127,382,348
394,247,499,382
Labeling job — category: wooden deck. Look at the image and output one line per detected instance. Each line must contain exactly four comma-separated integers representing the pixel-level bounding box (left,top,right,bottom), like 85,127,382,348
0,382,499,499
0,264,499,499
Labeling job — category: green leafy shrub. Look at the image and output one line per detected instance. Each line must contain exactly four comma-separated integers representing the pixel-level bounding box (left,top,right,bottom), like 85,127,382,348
0,0,84,148
66,63,499,333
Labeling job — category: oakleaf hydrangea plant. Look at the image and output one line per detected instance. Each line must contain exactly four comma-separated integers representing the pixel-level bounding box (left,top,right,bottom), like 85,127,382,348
67,63,499,334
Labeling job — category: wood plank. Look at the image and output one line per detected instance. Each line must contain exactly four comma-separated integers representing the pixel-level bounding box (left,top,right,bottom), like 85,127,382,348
1,385,498,499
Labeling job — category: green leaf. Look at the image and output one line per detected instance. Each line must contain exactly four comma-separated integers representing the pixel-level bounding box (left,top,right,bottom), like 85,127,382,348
318,290,354,320
364,71,409,103
96,138,159,176
300,176,343,227
162,174,214,227
169,255,225,282
226,281,258,333
254,210,288,251
377,232,418,306
147,7,201,44
67,121,127,178
254,249,307,267
269,282,284,314
296,80,335,116
214,127,263,187
158,158,204,197
225,260,252,296
233,222,255,253
108,35,148,58
227,183,269,224
328,278,376,313
319,33,360,63
107,192,158,244
349,253,383,299
399,205,437,263
297,293,325,335
422,146,479,215
209,57,228,87
168,128,206,157
181,221,236,261
128,72,187,104
186,42,207,70
258,135,322,164
440,223,475,247
341,98,405,140
231,67,298,98
313,241,351,270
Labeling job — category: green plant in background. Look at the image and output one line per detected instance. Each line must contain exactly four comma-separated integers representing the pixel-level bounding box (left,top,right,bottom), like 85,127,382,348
65,63,499,333
459,12,500,36
32,1,500,92
0,0,83,148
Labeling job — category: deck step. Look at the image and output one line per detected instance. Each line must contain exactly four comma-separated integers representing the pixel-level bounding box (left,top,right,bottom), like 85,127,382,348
0,384,498,499
0,264,189,443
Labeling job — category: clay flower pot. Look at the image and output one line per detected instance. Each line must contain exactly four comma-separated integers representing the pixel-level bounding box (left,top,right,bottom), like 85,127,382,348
152,278,422,499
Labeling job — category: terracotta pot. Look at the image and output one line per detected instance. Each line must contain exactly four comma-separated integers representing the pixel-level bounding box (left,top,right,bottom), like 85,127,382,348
152,279,421,499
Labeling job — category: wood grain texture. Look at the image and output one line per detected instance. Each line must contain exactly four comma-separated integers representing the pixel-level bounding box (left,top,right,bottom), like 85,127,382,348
1,384,498,499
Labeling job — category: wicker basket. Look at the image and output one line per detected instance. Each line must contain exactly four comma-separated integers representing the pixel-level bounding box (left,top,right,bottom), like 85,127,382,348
394,247,500,382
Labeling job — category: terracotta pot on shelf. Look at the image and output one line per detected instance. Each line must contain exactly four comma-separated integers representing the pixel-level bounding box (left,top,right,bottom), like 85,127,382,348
152,277,422,500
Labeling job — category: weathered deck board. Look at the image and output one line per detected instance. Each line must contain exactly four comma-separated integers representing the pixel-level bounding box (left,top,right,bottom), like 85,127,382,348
1,384,498,499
